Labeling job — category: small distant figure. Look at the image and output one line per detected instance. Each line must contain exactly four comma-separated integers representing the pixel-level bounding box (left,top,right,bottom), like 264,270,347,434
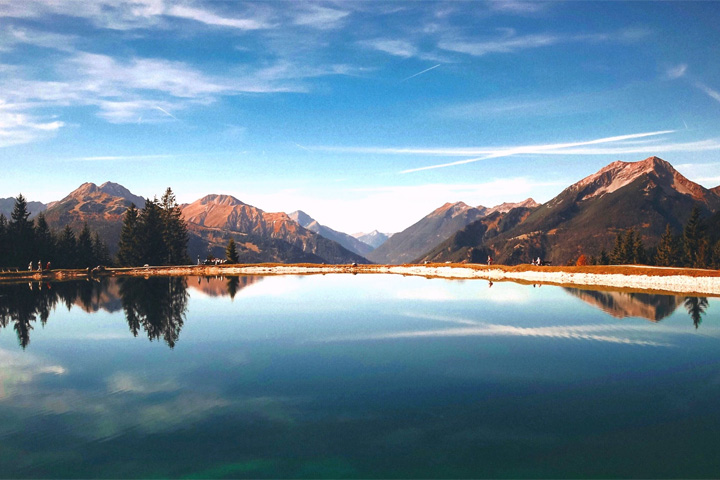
46,261,51,270
28,261,33,271
487,255,493,266
536,257,541,266
197,256,201,265
37,260,42,272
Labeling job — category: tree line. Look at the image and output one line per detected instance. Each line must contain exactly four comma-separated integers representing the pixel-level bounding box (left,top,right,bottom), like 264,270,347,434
116,188,190,267
588,206,720,268
0,187,190,270
0,194,111,269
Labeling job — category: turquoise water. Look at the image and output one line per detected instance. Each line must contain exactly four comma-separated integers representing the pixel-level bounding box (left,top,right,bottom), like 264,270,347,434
0,275,718,478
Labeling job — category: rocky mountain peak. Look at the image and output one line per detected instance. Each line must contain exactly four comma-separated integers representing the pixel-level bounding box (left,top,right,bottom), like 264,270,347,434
431,201,472,218
289,210,315,227
485,198,539,215
198,194,245,207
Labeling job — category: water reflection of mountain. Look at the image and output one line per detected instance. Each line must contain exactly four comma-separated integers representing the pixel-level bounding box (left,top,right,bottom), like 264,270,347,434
564,288,710,327
189,275,263,299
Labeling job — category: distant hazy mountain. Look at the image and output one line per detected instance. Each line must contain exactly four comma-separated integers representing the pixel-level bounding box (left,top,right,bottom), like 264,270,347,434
289,210,373,257
712,186,720,196
181,195,369,264
44,182,147,253
425,156,720,265
0,197,47,219
366,202,490,265
352,230,391,249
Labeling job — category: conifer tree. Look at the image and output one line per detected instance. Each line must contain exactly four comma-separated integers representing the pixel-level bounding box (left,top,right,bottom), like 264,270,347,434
610,233,624,264
712,240,720,269
57,225,77,269
0,214,7,267
92,232,111,266
76,223,95,268
139,198,166,265
655,224,679,267
9,194,35,267
226,237,239,263
34,213,55,265
117,204,141,267
683,206,704,267
599,248,610,266
160,188,189,265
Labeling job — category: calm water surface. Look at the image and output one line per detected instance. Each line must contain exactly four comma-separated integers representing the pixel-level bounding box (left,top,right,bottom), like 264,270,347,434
0,274,718,478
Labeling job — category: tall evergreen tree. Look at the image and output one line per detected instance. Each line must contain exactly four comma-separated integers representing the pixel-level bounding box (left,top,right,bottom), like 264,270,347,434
92,232,111,266
712,240,720,269
57,225,77,269
0,214,7,267
683,206,704,268
9,194,35,268
117,204,141,267
610,233,624,264
226,237,239,263
160,188,189,265
655,224,680,267
34,213,56,265
76,223,94,268
139,198,166,266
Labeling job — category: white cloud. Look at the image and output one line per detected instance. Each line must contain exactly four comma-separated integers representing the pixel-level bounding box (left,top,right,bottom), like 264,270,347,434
694,81,720,103
439,29,649,56
167,5,269,30
665,64,688,80
292,5,350,29
0,105,65,147
360,39,418,58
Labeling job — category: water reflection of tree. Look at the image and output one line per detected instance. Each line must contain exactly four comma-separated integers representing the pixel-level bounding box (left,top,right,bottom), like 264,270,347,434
0,280,110,349
118,277,189,348
684,297,709,329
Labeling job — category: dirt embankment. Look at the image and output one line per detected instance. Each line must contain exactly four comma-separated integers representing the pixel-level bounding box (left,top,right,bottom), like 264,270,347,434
1,263,719,296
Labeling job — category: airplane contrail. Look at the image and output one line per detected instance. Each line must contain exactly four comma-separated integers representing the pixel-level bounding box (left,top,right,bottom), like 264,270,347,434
401,64,441,82
401,130,676,174
154,106,179,120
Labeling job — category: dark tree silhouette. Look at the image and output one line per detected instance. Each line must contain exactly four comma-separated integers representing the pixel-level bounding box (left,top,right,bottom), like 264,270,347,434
226,238,239,264
684,296,709,329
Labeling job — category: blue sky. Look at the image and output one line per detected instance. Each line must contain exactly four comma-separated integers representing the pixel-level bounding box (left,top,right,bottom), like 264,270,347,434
1,1,720,233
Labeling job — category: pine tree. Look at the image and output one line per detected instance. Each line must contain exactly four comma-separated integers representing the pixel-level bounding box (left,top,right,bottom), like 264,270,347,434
655,224,679,267
139,198,166,266
610,233,624,264
57,225,77,268
77,223,94,268
160,188,189,265
9,194,35,268
0,214,8,267
226,237,239,263
34,213,56,265
117,204,141,267
631,230,645,264
599,248,610,265
712,240,720,269
92,232,111,266
683,206,704,267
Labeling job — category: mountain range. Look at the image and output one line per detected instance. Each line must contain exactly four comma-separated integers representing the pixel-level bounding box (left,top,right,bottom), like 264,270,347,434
1,156,718,266
417,156,720,265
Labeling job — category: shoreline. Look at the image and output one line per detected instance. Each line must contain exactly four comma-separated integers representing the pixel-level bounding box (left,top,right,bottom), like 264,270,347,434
2,263,720,296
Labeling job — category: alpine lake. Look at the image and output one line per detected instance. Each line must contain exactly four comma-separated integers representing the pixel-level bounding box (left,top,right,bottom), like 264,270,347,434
0,273,719,479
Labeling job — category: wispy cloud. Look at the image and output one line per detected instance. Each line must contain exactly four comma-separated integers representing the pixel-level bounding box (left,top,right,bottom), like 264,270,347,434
694,81,720,103
439,28,650,56
292,5,350,29
167,5,269,30
360,38,417,58
0,103,65,147
665,63,688,80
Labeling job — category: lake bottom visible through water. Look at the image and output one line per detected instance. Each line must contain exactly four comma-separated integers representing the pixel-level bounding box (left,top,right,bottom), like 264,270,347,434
0,274,718,478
